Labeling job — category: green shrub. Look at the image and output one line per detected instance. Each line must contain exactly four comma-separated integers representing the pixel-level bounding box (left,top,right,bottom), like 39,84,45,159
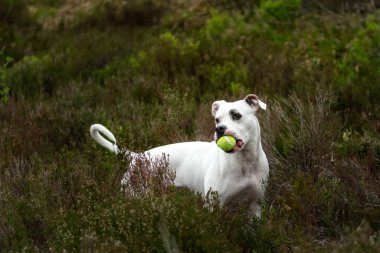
0,52,12,104
322,221,380,253
337,11,380,121
0,152,252,252
0,0,31,25
6,54,54,97
258,0,302,22
266,90,339,178
206,10,231,38
302,0,376,14
72,0,166,29
1,1,380,252
209,62,248,94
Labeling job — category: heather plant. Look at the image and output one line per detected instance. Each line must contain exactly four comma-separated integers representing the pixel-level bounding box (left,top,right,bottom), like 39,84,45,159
269,90,338,178
336,11,380,121
120,152,174,198
302,0,377,13
0,51,12,104
260,90,379,249
6,54,54,97
257,0,302,24
0,0,30,25
1,1,379,252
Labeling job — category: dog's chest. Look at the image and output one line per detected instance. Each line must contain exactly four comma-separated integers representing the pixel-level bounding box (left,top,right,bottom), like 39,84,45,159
216,163,262,203
218,174,261,205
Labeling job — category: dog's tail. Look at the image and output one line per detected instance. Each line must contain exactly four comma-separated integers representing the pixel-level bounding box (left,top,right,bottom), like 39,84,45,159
90,124,120,154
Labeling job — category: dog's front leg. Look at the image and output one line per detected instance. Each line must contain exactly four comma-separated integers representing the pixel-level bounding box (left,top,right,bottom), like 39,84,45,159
249,201,262,218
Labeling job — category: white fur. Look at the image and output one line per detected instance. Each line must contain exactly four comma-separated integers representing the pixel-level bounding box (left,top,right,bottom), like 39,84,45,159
90,95,269,216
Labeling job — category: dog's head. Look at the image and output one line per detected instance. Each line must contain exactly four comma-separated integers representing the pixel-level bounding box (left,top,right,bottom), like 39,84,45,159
212,94,267,153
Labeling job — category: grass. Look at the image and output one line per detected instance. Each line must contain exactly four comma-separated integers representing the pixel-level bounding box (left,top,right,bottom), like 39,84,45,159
0,0,379,252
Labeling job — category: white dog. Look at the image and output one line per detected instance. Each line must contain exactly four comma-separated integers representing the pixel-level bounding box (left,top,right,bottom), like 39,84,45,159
90,94,269,216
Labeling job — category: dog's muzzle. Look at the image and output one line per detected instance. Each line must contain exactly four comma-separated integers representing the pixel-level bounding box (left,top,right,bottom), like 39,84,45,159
215,125,227,139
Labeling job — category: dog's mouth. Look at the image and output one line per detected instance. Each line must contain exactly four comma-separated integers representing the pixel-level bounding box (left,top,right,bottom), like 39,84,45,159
227,138,245,153
215,133,245,153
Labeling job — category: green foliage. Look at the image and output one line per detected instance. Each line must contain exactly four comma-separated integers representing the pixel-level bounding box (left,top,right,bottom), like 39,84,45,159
0,0,31,24
209,62,248,94
268,91,338,177
206,10,231,38
6,54,54,97
0,52,12,104
1,1,380,252
336,130,379,158
336,11,380,118
322,221,380,253
50,188,244,252
258,0,302,23
69,0,166,29
29,5,57,24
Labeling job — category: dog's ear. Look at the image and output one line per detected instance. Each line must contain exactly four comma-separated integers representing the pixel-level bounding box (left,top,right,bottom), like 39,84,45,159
211,100,226,116
245,94,267,111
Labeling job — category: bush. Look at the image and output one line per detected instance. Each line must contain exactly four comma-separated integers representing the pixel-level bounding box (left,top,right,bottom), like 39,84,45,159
0,0,31,25
0,52,12,104
1,1,379,252
258,0,302,23
66,0,166,29
336,11,380,122
265,90,339,179
6,54,55,97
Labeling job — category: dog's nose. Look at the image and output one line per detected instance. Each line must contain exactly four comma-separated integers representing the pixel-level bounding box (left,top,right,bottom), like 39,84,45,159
215,125,227,135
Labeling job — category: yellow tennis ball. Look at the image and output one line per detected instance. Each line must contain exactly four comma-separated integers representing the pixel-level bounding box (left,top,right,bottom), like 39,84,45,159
217,135,236,152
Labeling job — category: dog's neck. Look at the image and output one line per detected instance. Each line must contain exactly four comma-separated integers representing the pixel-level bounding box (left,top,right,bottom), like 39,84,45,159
244,116,262,156
241,138,262,164
237,118,264,172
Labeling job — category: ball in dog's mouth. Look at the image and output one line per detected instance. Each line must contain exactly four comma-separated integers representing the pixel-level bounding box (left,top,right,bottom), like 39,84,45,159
215,136,244,153
216,136,236,152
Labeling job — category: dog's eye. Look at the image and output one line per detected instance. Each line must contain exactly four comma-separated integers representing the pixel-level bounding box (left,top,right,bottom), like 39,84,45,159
232,113,242,121
215,118,220,124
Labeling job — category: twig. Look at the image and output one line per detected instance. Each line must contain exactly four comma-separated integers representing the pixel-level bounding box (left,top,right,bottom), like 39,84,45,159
365,203,380,208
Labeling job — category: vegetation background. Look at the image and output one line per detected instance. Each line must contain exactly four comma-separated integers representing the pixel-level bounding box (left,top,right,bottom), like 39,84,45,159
0,0,379,252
